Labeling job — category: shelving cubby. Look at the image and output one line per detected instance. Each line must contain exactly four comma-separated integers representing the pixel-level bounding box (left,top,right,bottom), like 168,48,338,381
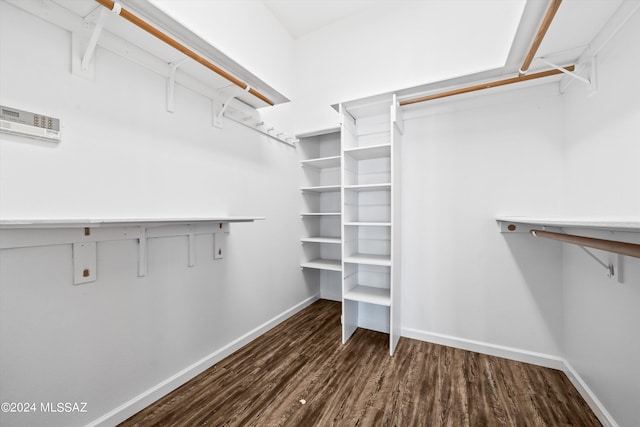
299,130,343,302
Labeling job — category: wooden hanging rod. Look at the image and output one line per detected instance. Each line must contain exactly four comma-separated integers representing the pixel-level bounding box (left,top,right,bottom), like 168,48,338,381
520,0,563,75
94,0,275,106
399,65,574,106
531,229,640,259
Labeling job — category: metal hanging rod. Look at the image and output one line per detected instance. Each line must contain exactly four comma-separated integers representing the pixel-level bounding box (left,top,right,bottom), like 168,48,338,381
399,66,574,106
94,0,275,106
520,0,563,75
531,229,640,259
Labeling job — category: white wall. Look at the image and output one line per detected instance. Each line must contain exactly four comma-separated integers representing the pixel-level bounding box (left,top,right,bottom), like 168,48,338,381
0,3,313,426
562,9,640,427
400,85,566,356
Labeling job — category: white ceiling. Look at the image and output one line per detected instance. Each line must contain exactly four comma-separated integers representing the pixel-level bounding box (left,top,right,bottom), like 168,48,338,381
261,0,378,39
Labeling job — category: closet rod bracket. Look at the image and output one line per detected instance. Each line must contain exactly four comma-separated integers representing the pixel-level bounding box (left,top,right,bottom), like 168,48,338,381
536,57,592,87
166,58,189,113
81,2,121,71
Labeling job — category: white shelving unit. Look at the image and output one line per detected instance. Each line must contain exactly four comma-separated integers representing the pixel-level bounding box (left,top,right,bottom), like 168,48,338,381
340,95,403,355
299,130,343,301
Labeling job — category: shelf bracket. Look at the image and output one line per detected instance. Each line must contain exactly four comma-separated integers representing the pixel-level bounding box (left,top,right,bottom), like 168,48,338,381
138,226,147,277
166,58,189,113
574,240,615,279
73,241,97,285
188,225,196,267
537,57,592,87
81,2,121,71
213,94,238,129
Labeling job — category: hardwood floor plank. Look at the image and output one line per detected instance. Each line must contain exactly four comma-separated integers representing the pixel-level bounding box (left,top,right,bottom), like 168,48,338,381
119,300,601,427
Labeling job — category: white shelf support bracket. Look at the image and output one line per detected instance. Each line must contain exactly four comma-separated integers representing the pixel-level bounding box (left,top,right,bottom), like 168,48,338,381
188,225,196,267
138,227,147,277
572,237,615,279
73,241,97,285
166,58,189,113
213,94,237,129
82,2,122,70
589,55,599,96
538,57,592,87
616,253,624,284
213,222,229,259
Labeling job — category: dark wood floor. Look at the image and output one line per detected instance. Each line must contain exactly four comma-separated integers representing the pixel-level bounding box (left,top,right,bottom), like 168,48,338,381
120,300,600,426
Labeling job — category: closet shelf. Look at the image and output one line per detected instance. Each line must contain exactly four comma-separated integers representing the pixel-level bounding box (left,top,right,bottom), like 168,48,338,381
0,216,264,285
496,216,640,233
301,237,342,244
344,184,391,192
0,217,263,229
301,259,342,272
301,185,341,193
300,212,341,217
344,254,391,266
344,222,391,227
344,144,391,160
344,285,391,306
300,156,341,169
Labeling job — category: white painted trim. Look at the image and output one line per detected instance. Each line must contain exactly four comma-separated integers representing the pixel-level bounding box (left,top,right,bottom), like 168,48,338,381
401,327,619,427
562,361,619,427
87,294,321,427
401,327,565,369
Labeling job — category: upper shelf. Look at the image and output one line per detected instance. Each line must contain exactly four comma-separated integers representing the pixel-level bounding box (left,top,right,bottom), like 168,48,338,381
300,156,341,169
496,216,640,233
0,217,264,229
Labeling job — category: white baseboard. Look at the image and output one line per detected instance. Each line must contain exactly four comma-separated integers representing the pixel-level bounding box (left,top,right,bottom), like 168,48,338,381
562,361,619,427
88,294,321,427
401,327,565,369
401,327,619,427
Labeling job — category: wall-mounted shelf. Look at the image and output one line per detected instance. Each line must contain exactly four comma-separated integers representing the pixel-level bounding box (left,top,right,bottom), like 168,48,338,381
497,216,640,284
0,217,264,284
496,216,640,233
